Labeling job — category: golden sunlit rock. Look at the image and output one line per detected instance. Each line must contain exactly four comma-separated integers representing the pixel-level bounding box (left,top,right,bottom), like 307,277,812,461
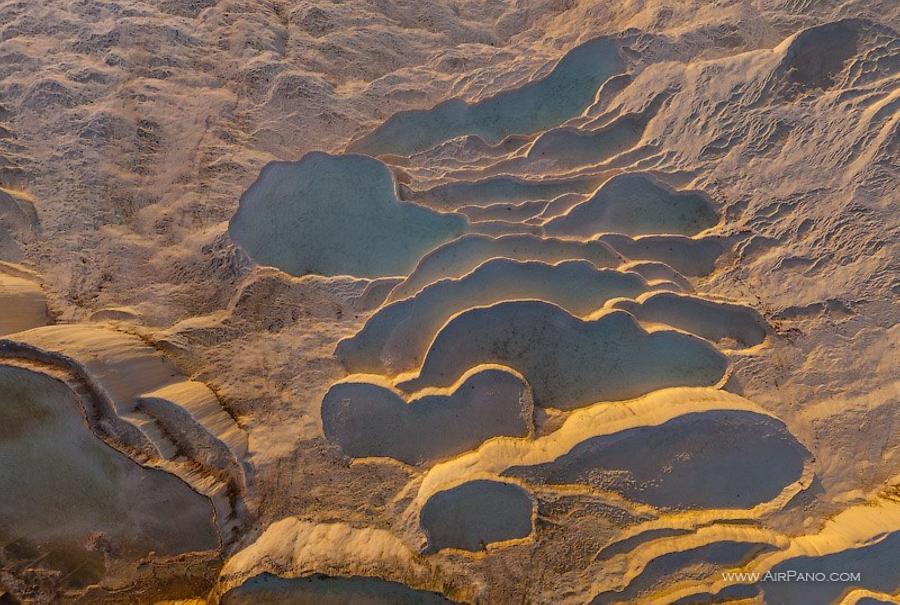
0,2,896,603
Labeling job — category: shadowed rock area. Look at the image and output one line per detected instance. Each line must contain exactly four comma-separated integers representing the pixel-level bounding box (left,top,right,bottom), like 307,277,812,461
0,1,896,602
0,264,49,336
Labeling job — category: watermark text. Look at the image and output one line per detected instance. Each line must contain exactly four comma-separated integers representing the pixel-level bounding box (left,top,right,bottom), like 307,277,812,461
722,570,862,583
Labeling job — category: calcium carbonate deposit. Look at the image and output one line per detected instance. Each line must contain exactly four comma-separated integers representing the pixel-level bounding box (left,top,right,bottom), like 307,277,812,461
0,1,897,603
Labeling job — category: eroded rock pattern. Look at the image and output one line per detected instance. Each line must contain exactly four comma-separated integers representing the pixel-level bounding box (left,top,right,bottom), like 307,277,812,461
0,2,897,603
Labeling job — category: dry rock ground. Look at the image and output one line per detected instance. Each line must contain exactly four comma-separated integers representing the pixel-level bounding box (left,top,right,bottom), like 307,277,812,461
0,0,898,603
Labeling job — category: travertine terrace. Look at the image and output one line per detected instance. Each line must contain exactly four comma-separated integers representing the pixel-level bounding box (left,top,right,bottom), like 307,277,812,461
0,1,897,603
